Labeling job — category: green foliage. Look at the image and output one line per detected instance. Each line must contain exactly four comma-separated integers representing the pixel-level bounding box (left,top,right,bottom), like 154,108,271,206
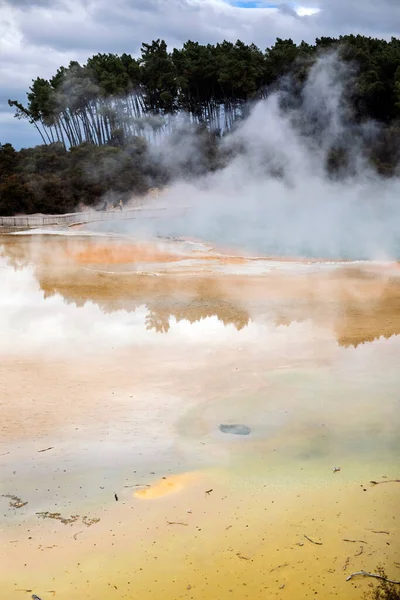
0,139,155,216
8,34,400,149
140,39,178,113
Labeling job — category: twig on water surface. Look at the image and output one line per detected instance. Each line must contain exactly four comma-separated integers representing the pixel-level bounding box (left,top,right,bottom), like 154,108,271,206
166,520,188,526
343,557,350,571
205,489,213,495
38,447,54,453
368,530,390,535
370,479,400,486
73,531,83,540
237,552,251,561
343,538,368,544
304,535,323,546
124,484,150,488
270,562,289,572
346,571,400,584
355,546,364,557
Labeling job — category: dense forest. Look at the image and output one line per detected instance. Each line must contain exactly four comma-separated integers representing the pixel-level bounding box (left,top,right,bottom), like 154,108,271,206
2,34,400,216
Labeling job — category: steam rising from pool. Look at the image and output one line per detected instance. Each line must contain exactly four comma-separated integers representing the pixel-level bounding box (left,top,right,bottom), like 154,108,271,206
98,51,400,261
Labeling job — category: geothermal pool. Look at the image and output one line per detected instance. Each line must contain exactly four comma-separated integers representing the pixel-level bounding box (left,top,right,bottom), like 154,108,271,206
0,232,399,600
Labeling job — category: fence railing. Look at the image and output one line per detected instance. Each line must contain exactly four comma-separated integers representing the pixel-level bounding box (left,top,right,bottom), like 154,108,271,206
0,205,190,229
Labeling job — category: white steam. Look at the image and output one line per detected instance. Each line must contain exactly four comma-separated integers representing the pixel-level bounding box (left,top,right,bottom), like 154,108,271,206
121,51,400,261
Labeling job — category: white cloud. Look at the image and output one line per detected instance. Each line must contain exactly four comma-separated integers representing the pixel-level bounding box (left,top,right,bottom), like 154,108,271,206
296,6,320,16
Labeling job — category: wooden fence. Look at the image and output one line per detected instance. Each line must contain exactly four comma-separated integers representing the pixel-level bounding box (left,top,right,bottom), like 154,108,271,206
0,205,190,229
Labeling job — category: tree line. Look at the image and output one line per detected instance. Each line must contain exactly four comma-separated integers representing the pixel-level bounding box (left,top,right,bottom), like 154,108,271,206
2,34,400,216
8,35,400,148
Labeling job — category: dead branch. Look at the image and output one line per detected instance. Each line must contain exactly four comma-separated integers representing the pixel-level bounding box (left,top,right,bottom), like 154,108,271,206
346,570,400,584
270,562,289,572
369,530,389,535
237,553,251,561
304,535,323,545
370,480,400,486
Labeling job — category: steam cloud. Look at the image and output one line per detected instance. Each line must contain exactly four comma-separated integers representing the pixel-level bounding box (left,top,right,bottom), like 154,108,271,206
117,51,400,261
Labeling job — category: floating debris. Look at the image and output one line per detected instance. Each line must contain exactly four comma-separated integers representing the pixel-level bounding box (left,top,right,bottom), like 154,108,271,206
237,552,251,561
36,512,80,525
370,479,400,486
355,546,364,557
82,516,100,527
304,534,323,546
333,466,341,473
368,529,390,535
346,570,400,584
2,494,28,509
36,512,99,527
219,424,251,436
270,563,289,572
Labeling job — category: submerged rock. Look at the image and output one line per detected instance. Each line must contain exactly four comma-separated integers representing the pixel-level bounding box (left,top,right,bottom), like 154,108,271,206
219,424,251,436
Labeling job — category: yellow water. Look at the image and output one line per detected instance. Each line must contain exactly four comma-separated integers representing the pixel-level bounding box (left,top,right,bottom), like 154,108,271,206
0,234,399,600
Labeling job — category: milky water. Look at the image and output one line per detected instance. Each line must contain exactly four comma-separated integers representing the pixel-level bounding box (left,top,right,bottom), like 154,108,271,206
0,234,399,600
81,208,400,261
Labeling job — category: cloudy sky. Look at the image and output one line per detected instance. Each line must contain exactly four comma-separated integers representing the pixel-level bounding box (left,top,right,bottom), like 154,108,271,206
1,0,399,149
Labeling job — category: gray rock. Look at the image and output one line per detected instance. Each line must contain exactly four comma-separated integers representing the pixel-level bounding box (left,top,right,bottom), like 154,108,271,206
219,424,251,436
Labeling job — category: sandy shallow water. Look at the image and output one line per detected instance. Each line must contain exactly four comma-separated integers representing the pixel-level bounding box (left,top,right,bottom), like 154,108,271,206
0,234,399,600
